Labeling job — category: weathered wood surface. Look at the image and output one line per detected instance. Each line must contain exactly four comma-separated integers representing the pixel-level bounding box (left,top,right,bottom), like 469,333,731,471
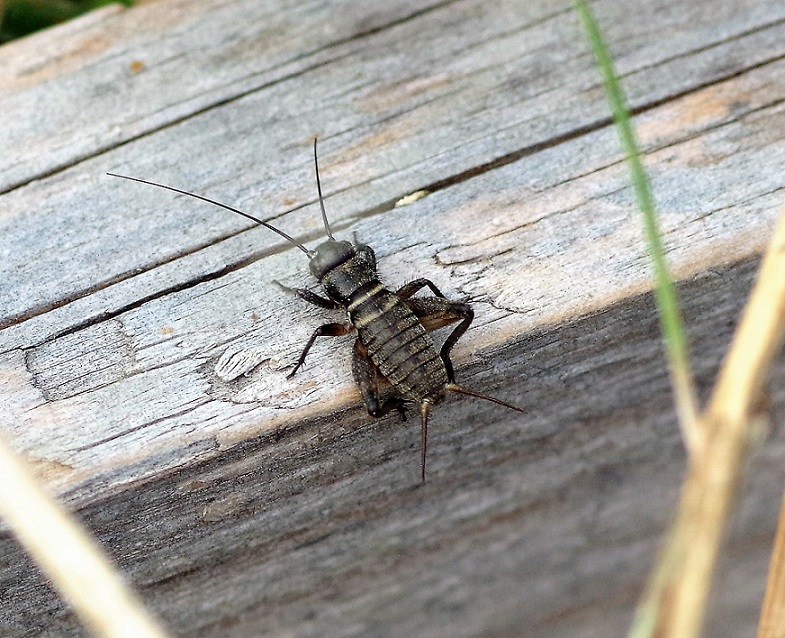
1,0,784,635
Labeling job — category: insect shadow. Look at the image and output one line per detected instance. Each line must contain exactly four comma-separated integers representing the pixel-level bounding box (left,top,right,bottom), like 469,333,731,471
108,139,525,482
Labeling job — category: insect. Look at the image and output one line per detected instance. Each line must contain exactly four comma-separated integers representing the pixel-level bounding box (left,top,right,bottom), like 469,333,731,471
108,140,525,482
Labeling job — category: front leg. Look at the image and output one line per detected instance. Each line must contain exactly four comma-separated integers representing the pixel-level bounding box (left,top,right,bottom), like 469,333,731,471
274,281,340,310
288,322,354,378
352,339,407,421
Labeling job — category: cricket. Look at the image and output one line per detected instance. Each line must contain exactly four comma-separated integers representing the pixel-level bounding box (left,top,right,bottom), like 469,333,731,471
108,139,525,482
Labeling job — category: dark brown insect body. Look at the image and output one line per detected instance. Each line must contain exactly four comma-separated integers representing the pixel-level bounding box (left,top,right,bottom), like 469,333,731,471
305,239,456,408
109,140,525,482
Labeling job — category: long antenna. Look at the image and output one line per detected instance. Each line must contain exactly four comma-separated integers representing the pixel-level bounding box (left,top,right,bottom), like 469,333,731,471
106,172,313,256
312,138,334,240
420,402,431,484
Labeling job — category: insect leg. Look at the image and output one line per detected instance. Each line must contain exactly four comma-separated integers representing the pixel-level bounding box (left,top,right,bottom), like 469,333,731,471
404,297,473,383
273,281,340,310
352,339,407,421
439,304,473,383
288,322,354,378
396,278,446,299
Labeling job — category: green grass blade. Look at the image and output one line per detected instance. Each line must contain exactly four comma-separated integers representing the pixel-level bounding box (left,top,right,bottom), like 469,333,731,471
574,0,699,450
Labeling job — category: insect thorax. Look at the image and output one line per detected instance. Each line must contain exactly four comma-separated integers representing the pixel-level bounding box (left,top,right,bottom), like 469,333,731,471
318,243,378,303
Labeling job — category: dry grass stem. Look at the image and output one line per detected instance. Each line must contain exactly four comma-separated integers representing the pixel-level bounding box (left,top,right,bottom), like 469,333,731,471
632,205,785,637
758,479,785,637
0,434,170,638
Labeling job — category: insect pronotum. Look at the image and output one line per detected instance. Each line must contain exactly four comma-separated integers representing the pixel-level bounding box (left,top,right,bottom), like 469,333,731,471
108,139,525,482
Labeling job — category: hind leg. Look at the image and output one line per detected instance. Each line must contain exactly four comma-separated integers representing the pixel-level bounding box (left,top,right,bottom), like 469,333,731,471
404,297,473,383
352,339,407,421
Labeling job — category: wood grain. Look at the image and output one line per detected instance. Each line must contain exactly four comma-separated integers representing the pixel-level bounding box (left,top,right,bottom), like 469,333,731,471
1,0,784,635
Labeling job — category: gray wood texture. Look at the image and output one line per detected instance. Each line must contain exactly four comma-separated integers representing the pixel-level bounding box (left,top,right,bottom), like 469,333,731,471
1,0,784,635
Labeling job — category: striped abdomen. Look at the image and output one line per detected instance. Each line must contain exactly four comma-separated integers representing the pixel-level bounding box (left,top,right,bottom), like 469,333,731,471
348,281,448,403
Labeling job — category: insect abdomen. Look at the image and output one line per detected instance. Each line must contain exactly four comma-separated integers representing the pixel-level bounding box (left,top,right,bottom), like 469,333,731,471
348,284,448,403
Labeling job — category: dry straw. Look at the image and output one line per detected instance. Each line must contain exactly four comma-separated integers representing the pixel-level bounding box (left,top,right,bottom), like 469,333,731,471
576,1,785,636
0,435,170,638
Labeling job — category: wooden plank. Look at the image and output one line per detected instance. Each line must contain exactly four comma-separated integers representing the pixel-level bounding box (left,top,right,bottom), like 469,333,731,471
5,58,785,498
2,0,784,342
0,0,454,191
1,263,782,637
1,0,784,635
